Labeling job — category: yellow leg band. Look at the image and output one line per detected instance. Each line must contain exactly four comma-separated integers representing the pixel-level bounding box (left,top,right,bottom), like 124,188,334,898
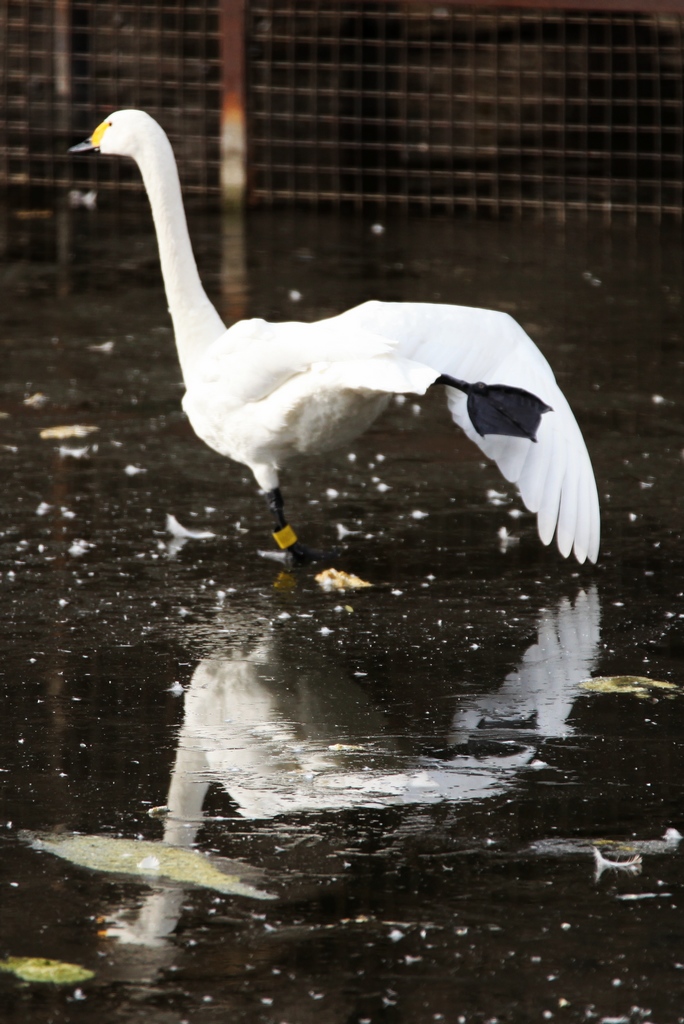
273,524,298,549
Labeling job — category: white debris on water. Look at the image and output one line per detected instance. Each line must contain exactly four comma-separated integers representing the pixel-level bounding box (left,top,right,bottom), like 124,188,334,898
165,514,215,540
69,188,97,210
593,846,642,880
498,526,518,551
336,523,361,540
257,549,289,564
68,540,93,557
40,425,99,440
137,855,161,871
59,446,90,459
487,489,508,505
24,392,48,408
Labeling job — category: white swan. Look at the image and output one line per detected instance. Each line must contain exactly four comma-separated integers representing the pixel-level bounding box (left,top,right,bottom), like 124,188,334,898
69,110,600,564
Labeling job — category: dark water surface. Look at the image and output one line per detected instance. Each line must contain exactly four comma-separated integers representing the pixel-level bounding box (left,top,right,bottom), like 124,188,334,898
1,204,684,1023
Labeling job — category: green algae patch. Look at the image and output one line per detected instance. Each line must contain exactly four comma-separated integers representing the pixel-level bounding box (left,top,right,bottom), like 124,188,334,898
27,832,275,900
0,957,95,984
580,675,679,698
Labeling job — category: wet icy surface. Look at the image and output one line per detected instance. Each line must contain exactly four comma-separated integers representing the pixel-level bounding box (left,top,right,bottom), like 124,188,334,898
1,204,684,1022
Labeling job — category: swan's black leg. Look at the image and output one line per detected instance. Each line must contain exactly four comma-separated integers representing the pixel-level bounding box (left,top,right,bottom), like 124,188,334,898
434,373,552,442
265,488,328,564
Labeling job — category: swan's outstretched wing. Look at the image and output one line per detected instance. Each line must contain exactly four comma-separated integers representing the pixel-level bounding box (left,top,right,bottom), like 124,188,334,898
329,301,600,564
450,587,601,742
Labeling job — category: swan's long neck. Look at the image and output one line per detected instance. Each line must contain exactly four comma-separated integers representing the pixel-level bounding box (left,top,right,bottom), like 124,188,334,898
135,129,226,382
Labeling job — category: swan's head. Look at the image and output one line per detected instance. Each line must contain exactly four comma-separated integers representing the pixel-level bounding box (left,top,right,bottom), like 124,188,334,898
69,110,167,161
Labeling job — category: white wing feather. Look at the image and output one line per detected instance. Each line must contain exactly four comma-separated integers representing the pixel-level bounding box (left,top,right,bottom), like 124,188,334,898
195,318,436,405
328,300,600,563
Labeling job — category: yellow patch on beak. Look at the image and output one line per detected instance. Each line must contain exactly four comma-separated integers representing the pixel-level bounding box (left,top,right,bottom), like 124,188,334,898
91,120,110,147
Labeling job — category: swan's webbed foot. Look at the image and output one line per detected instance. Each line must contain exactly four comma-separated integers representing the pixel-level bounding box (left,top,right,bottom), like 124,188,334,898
285,541,335,566
434,373,553,442
265,487,335,565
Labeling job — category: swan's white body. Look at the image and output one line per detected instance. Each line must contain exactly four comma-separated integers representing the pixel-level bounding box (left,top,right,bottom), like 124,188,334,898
87,109,600,563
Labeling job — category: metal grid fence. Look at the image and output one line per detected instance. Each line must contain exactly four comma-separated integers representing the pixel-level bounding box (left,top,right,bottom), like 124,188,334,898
1,0,222,197
247,2,684,217
2,0,684,216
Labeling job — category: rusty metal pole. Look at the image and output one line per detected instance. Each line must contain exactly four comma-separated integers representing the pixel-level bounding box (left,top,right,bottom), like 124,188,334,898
54,0,72,158
54,0,71,110
54,0,73,296
220,0,247,208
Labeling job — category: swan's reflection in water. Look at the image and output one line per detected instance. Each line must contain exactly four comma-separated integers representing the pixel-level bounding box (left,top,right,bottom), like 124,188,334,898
167,587,600,828
449,587,601,743
109,587,600,947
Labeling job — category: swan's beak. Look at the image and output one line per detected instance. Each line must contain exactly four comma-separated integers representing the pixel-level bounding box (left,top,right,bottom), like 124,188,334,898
68,137,98,154
68,121,110,154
